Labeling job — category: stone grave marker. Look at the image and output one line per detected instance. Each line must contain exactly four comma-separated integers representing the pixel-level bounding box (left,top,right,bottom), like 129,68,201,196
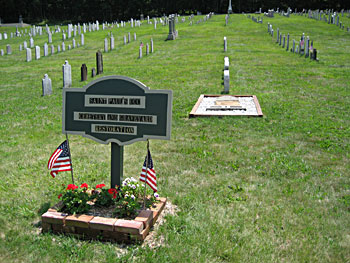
224,57,229,70
104,38,108,52
139,45,142,59
35,46,40,59
44,43,48,56
81,64,87,81
42,74,52,96
224,37,227,52
30,37,34,48
57,45,61,52
26,48,32,61
48,32,52,43
62,42,66,51
24,41,27,49
124,35,126,45
282,35,285,48
292,39,295,52
151,38,154,53
286,33,290,51
63,60,72,88
110,35,115,50
51,45,55,54
0,49,4,56
128,32,131,43
19,44,22,51
91,68,96,77
134,33,136,41
81,34,84,46
96,51,103,74
72,38,76,48
223,70,229,93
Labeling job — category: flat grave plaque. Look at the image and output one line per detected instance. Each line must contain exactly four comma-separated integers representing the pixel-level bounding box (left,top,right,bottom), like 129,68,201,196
189,95,263,117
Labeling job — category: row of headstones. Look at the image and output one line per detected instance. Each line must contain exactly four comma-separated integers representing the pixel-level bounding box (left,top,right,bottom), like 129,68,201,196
305,9,350,32
267,23,318,61
138,39,154,59
248,15,263,24
1,34,85,58
25,36,84,61
263,7,292,18
189,12,214,26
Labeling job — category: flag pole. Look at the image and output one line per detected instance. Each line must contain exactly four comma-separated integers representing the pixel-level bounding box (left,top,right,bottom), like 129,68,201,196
65,133,75,184
142,140,149,210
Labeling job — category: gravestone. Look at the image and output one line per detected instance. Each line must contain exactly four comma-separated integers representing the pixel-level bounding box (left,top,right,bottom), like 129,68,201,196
128,32,131,43
24,41,27,49
51,45,55,54
62,42,65,51
276,28,279,43
68,45,71,50
0,49,4,56
63,60,72,88
292,39,295,52
30,37,34,48
4,33,8,40
44,43,48,56
104,38,108,52
26,48,32,62
57,45,61,52
146,43,149,55
48,32,52,43
96,51,103,75
6,44,12,55
134,33,136,41
224,37,227,52
110,35,114,50
91,68,96,77
124,35,126,45
282,35,285,48
305,37,309,58
279,33,282,45
0,33,2,40
286,33,289,51
72,38,76,48
223,70,229,93
151,38,154,53
81,64,87,81
139,45,142,59
42,74,52,96
224,56,229,70
19,44,23,51
62,33,66,41
81,34,84,45
35,46,40,59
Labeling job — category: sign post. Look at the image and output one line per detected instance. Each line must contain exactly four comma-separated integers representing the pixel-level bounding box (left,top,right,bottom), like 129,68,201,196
63,76,172,187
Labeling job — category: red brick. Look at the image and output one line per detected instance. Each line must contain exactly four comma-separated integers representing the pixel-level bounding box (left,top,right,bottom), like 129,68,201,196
75,227,101,238
65,214,94,228
130,225,150,241
41,222,51,232
114,219,144,235
62,225,75,234
89,217,117,231
134,210,153,228
102,230,130,242
52,223,64,233
151,202,165,225
42,211,67,225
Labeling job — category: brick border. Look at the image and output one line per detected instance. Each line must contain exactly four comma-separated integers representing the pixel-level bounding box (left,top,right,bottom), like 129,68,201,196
42,197,167,243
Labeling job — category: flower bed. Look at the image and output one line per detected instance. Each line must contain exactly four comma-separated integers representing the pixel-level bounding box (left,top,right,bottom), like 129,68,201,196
41,177,167,243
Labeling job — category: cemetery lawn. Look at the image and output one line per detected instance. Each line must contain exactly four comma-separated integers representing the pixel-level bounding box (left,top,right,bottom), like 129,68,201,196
0,14,350,262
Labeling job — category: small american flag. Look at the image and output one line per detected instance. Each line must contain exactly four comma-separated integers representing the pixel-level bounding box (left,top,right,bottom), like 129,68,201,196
48,140,72,178
140,150,157,192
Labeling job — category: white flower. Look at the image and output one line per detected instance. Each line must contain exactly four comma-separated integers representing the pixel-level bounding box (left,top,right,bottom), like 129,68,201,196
131,195,135,200
132,185,136,189
125,194,129,198
154,193,159,198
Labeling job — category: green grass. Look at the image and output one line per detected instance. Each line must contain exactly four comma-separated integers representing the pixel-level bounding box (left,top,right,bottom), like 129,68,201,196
0,14,350,262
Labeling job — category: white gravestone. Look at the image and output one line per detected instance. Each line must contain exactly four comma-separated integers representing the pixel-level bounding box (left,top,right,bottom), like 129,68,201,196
123,35,126,45
104,38,108,52
110,36,114,50
24,41,27,49
146,43,149,55
35,46,40,59
51,45,55,54
151,38,154,53
224,70,230,93
62,42,65,51
26,48,32,62
57,45,61,52
139,45,142,59
30,37,34,48
224,37,227,52
48,32,52,43
81,34,84,46
134,32,136,41
72,38,76,48
224,57,229,70
42,74,52,96
44,43,48,56
0,49,4,56
62,60,72,88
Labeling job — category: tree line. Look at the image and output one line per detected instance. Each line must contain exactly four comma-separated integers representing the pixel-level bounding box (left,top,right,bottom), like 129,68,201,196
0,0,349,24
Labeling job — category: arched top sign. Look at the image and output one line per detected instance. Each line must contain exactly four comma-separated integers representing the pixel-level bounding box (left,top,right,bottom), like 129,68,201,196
62,75,172,145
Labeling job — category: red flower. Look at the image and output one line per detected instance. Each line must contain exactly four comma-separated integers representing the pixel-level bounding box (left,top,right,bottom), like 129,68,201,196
58,193,62,199
108,188,118,199
80,183,89,189
66,184,78,190
95,184,106,189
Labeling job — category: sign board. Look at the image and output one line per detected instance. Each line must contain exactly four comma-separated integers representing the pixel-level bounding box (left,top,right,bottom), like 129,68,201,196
63,76,172,146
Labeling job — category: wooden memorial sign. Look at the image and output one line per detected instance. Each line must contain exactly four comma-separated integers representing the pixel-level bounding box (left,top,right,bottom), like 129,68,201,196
63,76,172,187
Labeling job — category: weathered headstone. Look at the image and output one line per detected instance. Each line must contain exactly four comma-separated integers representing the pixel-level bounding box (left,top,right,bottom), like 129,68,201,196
224,37,227,52
44,43,48,56
110,35,115,50
57,45,61,52
134,32,136,41
62,33,66,41
224,56,229,70
72,38,76,48
128,32,131,43
51,45,55,54
81,34,84,46
104,38,108,52
0,49,4,56
224,70,229,93
292,39,295,52
276,28,279,43
62,60,72,88
23,41,27,49
48,32,52,43
305,37,309,58
286,33,289,51
91,68,96,77
6,44,12,55
96,51,103,75
35,46,40,59
42,74,52,96
30,37,34,48
62,42,65,51
139,45,142,59
151,38,154,53
282,35,285,48
19,44,23,51
81,64,87,81
123,35,126,45
26,48,32,61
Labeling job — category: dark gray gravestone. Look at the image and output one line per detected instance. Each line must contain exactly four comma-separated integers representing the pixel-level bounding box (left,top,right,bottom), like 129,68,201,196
286,33,289,51
62,75,172,187
91,68,96,77
81,64,87,81
96,51,103,75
